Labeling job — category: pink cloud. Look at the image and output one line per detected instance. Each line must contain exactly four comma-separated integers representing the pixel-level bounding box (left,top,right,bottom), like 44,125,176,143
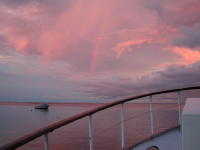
1,0,199,71
114,39,158,57
0,0,200,100
0,0,159,69
172,47,200,65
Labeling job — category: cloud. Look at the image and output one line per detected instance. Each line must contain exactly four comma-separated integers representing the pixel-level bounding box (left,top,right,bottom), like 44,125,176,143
0,67,90,101
172,47,200,65
83,62,200,99
0,0,33,7
0,0,74,11
0,0,164,71
146,0,200,27
0,0,200,101
0,35,12,54
1,59,200,101
113,39,155,57
174,24,200,49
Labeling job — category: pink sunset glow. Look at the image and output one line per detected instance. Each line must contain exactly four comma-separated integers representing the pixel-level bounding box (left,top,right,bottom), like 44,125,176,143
0,0,200,101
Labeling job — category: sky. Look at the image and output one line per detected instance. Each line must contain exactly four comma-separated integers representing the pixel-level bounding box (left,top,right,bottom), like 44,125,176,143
0,0,200,102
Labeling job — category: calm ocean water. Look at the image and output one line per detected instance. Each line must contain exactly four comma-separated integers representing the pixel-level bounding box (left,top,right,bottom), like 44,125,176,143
0,102,179,150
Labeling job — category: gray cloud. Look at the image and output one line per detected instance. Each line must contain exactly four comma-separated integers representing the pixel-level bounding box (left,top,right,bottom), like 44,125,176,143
0,0,33,7
0,70,85,101
174,24,200,49
1,61,200,101
145,0,200,50
84,62,200,99
146,0,200,27
0,0,73,9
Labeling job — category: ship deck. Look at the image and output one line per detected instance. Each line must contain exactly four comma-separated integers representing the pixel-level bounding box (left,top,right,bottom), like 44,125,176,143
130,127,181,150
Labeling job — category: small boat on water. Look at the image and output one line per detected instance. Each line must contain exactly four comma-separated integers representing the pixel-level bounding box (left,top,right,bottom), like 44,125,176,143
34,103,49,109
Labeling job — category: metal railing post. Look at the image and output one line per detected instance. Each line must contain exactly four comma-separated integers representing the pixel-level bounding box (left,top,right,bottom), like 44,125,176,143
177,91,181,125
120,103,125,150
89,115,94,150
149,95,154,135
44,134,49,150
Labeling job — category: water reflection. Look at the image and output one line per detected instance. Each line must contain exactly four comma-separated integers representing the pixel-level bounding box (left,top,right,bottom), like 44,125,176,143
0,103,96,146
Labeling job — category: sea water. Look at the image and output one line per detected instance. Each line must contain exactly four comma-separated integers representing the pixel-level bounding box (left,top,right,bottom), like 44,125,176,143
0,102,178,150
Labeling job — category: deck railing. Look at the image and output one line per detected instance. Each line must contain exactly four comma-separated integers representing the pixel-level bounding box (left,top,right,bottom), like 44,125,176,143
1,86,200,150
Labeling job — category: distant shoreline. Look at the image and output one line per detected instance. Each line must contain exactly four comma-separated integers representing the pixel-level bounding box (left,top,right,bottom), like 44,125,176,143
0,101,179,108
0,101,106,106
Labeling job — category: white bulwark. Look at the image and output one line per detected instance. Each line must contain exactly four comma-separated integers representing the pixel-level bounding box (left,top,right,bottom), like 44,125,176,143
182,98,200,150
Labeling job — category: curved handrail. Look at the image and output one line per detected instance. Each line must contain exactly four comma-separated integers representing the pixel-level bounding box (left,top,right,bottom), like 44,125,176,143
1,86,200,150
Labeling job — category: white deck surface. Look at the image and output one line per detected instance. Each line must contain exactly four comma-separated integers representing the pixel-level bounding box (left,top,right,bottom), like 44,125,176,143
131,128,181,150
182,98,200,114
182,98,200,150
